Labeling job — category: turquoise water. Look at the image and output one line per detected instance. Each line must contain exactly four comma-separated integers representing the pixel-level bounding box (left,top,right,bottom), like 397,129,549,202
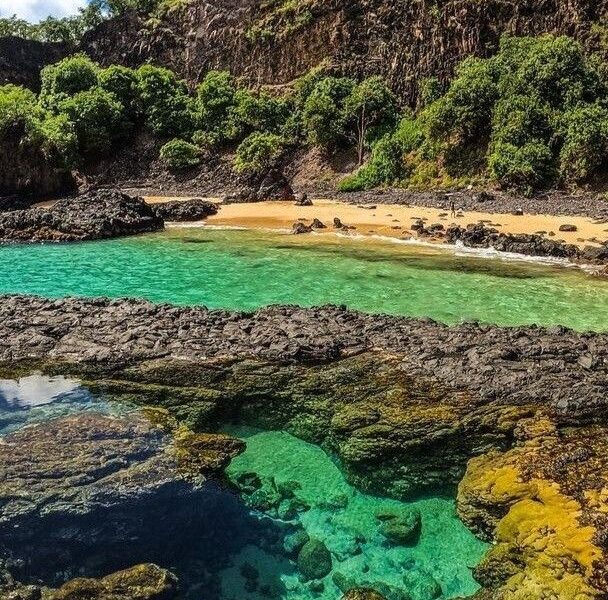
223,428,487,600
2,226,608,330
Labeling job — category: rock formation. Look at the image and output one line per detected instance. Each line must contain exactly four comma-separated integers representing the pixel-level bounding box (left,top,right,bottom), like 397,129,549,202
0,188,164,242
151,198,218,221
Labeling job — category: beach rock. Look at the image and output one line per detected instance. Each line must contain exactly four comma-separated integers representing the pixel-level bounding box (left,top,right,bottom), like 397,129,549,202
51,564,178,600
311,218,327,229
152,198,218,222
0,411,243,583
292,222,312,234
225,170,295,203
333,217,344,228
446,224,580,260
379,508,421,546
559,223,578,232
297,538,332,580
0,188,164,243
295,193,312,206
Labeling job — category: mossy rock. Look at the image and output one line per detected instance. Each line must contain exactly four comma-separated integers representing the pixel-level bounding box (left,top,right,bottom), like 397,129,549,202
379,508,422,546
297,538,332,580
341,590,387,600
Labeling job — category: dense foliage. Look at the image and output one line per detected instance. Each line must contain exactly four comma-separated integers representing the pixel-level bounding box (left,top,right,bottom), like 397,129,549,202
3,34,607,193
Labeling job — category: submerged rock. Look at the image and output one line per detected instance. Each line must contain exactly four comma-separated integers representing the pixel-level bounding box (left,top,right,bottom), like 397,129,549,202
378,508,421,546
297,538,332,580
51,564,178,600
151,198,218,222
0,188,164,243
292,221,312,234
341,590,387,600
0,411,243,584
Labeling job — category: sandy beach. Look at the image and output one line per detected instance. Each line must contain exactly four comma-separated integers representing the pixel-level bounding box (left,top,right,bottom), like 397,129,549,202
145,197,608,249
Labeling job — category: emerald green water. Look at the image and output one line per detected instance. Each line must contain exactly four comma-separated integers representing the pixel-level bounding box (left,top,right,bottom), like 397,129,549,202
224,428,487,600
2,226,608,329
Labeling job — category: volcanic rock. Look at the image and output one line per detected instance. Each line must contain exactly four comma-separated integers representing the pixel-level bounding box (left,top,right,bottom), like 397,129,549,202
151,198,218,222
0,189,163,243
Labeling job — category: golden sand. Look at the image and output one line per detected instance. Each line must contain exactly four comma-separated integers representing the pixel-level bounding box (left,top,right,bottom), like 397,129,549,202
193,198,608,249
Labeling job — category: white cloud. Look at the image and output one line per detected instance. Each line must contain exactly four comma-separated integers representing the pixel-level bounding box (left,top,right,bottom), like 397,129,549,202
0,0,87,22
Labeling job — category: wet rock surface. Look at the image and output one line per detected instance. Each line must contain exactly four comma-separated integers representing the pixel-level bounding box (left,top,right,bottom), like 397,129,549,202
151,198,218,222
0,189,163,243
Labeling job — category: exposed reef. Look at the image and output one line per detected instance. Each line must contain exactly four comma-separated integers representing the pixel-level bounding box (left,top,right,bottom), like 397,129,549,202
0,188,164,243
1,296,608,598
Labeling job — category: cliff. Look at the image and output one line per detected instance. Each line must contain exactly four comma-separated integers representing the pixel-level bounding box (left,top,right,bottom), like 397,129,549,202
80,0,608,103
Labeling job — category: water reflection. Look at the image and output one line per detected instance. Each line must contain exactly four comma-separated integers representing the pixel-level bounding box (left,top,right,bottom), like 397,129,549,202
0,374,81,409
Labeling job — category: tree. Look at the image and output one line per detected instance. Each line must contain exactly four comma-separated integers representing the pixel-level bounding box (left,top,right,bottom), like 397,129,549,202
136,65,194,137
344,76,397,165
234,132,284,174
99,65,140,119
58,87,124,156
302,76,355,148
196,70,237,138
39,55,100,111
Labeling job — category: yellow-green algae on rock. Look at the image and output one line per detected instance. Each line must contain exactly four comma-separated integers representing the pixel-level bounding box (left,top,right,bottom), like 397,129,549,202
457,416,608,599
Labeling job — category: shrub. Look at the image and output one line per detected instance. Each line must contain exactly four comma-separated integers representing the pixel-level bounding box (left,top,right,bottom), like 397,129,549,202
488,141,554,193
232,89,289,135
0,85,39,132
39,55,100,110
136,64,194,137
98,65,140,118
159,139,202,169
234,132,284,174
558,104,608,183
58,87,125,155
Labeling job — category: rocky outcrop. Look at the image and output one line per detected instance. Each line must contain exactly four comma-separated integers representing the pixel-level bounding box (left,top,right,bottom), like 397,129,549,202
0,36,67,90
151,198,218,221
223,169,296,203
0,121,75,200
446,223,608,265
0,410,243,584
79,0,608,105
0,188,164,242
457,416,608,599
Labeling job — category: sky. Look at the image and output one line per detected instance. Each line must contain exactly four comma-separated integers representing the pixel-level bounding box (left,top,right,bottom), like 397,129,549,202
0,0,87,22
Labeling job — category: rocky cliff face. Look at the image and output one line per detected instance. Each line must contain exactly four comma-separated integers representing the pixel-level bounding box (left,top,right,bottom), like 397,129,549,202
0,36,67,90
81,0,608,103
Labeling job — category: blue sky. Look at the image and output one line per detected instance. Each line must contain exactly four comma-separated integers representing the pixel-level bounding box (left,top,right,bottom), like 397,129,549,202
0,0,87,22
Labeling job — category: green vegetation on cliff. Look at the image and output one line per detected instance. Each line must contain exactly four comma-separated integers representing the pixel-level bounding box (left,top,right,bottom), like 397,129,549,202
2,33,607,194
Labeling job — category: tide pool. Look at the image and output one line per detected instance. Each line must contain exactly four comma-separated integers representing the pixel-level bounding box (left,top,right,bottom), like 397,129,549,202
2,227,608,330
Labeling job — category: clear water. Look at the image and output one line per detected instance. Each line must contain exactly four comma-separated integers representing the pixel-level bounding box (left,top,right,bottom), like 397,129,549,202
1,227,608,330
0,373,123,435
222,428,487,600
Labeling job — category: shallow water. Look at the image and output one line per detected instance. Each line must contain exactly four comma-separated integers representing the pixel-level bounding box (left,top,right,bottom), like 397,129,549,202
0,373,122,435
222,428,487,600
0,376,487,599
2,227,608,330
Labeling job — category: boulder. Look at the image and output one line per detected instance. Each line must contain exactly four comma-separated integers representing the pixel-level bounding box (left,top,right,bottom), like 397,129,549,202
0,188,164,243
295,193,312,206
152,198,218,222
559,223,578,232
311,218,327,229
292,222,312,234
51,564,178,600
379,508,422,546
297,538,332,580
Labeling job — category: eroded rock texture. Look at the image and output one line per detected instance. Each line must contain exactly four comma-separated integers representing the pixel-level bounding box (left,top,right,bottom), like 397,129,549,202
2,296,608,598
0,410,243,585
79,0,608,104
